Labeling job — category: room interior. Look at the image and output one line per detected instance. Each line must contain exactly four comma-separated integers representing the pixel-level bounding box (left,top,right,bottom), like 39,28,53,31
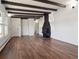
0,0,78,59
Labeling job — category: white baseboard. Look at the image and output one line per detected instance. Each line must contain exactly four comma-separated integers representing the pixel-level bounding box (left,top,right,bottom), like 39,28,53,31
0,37,11,52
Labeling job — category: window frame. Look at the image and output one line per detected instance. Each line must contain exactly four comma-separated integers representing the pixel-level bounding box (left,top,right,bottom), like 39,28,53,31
0,12,8,38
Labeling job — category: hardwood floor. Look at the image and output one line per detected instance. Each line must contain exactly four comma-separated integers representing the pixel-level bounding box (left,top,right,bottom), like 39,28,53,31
0,36,78,59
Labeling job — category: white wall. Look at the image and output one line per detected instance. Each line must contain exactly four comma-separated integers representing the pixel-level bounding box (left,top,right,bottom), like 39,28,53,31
11,18,21,37
28,19,35,36
50,5,78,45
26,17,44,36
34,20,39,35
10,18,35,37
22,19,29,36
0,3,11,51
22,18,35,36
38,17,44,36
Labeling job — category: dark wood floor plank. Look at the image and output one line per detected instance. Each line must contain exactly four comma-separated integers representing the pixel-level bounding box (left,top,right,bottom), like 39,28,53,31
0,36,78,59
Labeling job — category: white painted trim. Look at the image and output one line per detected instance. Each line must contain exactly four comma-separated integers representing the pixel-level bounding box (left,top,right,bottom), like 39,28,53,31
0,37,11,52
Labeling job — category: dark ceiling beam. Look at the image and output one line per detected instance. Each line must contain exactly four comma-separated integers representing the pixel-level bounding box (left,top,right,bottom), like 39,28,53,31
6,7,51,14
11,16,40,19
8,11,44,16
1,0,57,11
11,16,41,19
11,14,43,17
34,0,66,8
11,15,42,19
12,16,42,18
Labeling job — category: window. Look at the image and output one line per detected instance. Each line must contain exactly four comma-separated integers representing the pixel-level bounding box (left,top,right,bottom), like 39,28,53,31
4,25,8,36
0,11,8,38
0,17,3,23
0,14,3,38
0,25,3,38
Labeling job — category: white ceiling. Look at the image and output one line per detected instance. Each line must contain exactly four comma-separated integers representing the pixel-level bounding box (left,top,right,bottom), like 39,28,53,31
3,0,73,15
6,0,60,9
49,0,71,4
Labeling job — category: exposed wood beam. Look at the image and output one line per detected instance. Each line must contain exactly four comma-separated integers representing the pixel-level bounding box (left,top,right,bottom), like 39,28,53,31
12,17,41,19
2,0,57,11
34,0,66,8
11,15,43,17
11,15,42,19
21,18,29,19
11,16,39,19
6,7,51,14
8,11,44,16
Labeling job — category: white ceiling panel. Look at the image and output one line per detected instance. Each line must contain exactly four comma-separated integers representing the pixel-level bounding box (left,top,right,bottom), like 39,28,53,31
49,0,71,4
